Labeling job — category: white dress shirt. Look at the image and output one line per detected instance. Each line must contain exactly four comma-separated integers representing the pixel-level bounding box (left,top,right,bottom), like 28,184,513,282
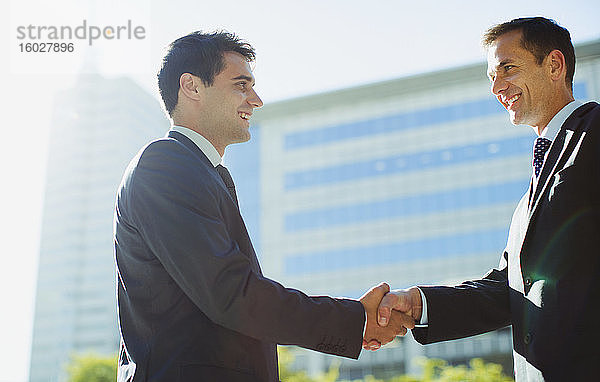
169,125,222,167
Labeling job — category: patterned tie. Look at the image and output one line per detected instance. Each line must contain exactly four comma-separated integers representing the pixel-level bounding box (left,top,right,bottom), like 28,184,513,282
215,164,239,207
532,137,552,178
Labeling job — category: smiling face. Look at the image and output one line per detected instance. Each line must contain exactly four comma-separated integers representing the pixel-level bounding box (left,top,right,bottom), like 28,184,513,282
487,30,556,131
198,51,263,154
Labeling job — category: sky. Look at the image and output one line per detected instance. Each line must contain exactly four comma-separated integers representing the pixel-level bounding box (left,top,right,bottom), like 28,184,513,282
1,0,599,381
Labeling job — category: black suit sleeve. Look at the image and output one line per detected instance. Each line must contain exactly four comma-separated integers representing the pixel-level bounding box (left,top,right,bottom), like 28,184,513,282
125,140,365,358
412,251,511,344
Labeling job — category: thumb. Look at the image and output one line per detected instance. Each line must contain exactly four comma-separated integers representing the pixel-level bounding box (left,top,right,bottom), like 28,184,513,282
375,282,390,295
377,293,396,326
367,282,390,301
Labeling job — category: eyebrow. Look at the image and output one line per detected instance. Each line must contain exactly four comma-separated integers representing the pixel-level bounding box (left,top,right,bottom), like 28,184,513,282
498,59,514,68
231,75,255,84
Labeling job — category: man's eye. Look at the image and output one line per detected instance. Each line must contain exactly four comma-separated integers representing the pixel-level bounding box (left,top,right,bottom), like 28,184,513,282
504,65,515,71
236,82,247,90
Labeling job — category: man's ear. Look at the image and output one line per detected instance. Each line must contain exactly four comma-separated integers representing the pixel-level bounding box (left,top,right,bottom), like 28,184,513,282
547,49,567,82
179,73,202,101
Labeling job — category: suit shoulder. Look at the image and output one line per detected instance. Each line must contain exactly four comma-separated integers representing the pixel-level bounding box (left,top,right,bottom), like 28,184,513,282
575,102,600,159
122,137,216,193
139,136,193,159
576,101,600,120
118,137,221,214
568,101,600,138
134,137,211,172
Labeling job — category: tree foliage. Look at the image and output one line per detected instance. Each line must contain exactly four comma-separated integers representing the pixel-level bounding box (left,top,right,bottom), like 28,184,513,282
65,348,513,382
65,353,117,382
278,347,514,382
388,358,514,382
278,347,340,382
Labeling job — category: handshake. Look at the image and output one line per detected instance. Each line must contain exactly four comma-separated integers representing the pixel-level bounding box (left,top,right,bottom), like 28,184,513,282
359,283,422,351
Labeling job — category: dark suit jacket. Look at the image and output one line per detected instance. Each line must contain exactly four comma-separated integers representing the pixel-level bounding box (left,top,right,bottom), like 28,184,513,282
114,131,365,382
412,102,600,381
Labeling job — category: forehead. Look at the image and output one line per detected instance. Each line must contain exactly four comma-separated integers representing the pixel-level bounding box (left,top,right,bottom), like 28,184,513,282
220,51,254,79
486,30,531,68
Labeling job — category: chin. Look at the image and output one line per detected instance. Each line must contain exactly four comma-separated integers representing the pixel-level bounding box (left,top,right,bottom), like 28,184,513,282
508,111,525,126
236,132,251,143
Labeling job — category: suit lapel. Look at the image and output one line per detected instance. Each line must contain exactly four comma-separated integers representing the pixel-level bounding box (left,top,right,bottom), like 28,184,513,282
525,103,592,229
528,128,574,218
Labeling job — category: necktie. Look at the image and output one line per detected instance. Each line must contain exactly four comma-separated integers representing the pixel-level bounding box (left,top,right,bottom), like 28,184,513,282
216,164,239,207
532,137,552,178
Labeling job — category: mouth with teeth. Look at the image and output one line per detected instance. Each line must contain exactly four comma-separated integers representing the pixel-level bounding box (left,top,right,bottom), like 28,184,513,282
503,94,521,110
239,112,251,121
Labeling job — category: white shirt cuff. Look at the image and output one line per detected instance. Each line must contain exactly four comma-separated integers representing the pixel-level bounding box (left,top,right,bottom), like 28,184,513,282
417,287,428,325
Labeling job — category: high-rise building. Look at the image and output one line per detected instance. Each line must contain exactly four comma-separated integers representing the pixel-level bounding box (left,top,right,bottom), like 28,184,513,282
225,39,600,379
29,75,168,382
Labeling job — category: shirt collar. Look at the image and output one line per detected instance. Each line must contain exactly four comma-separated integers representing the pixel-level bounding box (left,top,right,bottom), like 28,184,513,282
169,126,222,167
539,100,585,141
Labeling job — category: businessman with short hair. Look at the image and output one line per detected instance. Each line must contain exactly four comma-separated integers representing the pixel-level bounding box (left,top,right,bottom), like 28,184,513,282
114,31,413,382
377,17,600,381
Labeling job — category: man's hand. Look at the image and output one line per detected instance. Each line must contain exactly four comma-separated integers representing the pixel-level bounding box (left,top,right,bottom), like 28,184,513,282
377,287,423,327
359,283,415,351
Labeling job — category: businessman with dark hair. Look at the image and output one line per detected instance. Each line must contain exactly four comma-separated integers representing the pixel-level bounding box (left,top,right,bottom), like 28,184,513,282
377,17,600,381
114,31,413,381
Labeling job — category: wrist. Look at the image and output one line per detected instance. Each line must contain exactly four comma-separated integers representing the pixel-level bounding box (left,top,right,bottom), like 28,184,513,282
408,287,423,321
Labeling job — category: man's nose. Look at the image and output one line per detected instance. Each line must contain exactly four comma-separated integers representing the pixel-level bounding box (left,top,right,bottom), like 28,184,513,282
248,89,263,108
490,76,508,96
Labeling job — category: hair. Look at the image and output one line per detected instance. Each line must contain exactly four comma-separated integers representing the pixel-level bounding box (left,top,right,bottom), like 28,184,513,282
157,31,256,116
482,17,575,91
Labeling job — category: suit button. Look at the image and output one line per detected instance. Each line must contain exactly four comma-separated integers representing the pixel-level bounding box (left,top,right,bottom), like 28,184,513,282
524,333,531,345
524,277,532,286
